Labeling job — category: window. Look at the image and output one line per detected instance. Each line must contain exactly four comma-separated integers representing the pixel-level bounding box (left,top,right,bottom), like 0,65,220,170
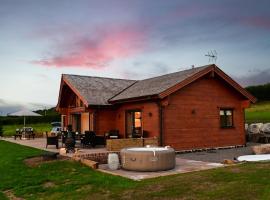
220,109,233,128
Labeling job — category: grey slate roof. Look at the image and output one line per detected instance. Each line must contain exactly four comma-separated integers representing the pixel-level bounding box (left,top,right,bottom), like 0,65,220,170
62,65,212,105
110,65,211,102
63,74,136,105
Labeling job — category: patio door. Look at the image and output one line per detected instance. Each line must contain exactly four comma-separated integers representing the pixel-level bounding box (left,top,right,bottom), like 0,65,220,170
72,114,81,132
125,110,142,138
81,112,89,133
80,112,94,133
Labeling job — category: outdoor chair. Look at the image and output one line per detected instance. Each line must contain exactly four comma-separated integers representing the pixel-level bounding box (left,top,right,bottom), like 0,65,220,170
81,131,94,147
81,131,105,148
46,132,59,149
14,129,22,140
107,130,120,139
95,135,105,146
25,131,35,140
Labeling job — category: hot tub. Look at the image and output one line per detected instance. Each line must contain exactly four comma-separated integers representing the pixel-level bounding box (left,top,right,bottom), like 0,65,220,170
120,146,175,172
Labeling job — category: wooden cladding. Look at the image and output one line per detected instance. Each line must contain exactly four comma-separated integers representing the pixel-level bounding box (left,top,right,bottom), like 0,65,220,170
163,76,246,150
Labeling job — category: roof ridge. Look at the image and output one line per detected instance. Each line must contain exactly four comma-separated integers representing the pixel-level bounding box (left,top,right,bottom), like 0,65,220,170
62,65,213,83
137,64,213,82
63,74,137,82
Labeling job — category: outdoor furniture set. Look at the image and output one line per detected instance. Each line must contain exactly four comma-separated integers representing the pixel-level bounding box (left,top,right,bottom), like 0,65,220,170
46,129,120,149
14,127,35,140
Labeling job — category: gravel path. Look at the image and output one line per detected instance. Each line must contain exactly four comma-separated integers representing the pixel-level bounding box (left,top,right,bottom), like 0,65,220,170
177,143,258,163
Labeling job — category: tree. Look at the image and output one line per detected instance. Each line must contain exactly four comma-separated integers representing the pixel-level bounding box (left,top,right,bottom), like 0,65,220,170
246,83,270,101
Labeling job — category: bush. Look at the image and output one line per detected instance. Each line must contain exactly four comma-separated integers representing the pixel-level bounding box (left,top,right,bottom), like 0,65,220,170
0,121,3,137
0,115,60,126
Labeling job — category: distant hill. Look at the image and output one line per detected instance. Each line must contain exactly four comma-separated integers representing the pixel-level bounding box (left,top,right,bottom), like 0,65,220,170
34,107,59,116
246,83,270,101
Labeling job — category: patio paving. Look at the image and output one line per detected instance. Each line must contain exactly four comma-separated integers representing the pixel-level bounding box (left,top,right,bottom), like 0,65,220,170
1,137,107,157
98,158,224,181
177,143,258,163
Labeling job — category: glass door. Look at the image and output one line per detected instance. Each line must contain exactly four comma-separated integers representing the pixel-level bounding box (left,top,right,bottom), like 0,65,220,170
125,110,142,138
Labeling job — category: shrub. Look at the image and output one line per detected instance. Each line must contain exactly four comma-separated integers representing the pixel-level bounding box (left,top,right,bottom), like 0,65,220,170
0,121,3,137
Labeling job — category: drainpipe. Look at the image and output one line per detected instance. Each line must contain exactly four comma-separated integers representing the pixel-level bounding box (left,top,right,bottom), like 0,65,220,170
243,108,247,147
158,102,163,146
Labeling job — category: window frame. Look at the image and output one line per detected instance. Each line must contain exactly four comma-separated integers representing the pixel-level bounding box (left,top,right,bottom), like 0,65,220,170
219,108,234,128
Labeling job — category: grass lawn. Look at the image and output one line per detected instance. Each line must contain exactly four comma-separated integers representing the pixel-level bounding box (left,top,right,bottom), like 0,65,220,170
1,141,270,199
245,101,270,123
2,123,51,136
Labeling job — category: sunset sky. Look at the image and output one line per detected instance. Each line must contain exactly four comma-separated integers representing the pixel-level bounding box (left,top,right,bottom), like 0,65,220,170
0,0,270,114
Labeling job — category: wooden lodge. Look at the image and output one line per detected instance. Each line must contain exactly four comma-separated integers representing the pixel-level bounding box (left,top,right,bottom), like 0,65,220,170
56,64,256,150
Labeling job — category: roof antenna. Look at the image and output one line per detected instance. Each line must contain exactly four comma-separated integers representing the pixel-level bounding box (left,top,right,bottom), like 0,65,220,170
205,50,217,63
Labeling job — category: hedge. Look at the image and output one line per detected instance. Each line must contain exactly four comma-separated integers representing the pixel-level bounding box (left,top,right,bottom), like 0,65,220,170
0,115,60,125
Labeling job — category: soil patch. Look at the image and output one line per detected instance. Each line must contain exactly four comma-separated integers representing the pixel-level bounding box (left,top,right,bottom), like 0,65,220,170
24,155,69,167
3,190,24,200
43,181,55,188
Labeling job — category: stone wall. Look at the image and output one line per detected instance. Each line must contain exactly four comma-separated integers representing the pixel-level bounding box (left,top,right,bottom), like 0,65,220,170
106,137,159,151
73,151,120,164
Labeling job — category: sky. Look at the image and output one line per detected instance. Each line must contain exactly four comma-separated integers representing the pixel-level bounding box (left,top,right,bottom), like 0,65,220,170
0,0,270,115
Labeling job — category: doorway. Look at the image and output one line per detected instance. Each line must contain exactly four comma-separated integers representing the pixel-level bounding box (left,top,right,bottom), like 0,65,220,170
125,110,142,138
72,114,81,132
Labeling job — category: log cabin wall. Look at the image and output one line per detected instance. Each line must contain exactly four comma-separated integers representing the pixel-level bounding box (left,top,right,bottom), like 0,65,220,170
114,101,160,138
94,108,117,136
163,75,246,150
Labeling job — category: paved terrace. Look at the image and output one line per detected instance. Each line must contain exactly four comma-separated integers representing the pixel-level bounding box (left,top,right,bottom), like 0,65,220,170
1,137,107,156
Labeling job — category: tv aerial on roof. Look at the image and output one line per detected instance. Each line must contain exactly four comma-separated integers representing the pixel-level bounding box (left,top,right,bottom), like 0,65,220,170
205,50,217,63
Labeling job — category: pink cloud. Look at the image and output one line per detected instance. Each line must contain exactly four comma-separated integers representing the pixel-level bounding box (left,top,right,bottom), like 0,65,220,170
31,25,147,68
242,16,270,30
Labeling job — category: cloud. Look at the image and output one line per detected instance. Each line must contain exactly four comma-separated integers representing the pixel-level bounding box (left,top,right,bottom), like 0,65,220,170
30,25,148,69
120,61,171,79
234,68,270,87
242,16,270,30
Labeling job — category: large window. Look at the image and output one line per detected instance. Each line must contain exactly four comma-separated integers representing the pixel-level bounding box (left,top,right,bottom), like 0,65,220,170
220,109,233,128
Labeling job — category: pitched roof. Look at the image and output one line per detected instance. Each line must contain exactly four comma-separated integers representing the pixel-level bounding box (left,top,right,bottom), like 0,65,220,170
110,65,211,102
62,74,136,105
59,64,256,106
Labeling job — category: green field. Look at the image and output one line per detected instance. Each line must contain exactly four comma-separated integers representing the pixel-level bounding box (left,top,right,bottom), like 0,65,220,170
2,123,51,137
245,101,270,123
1,141,270,199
